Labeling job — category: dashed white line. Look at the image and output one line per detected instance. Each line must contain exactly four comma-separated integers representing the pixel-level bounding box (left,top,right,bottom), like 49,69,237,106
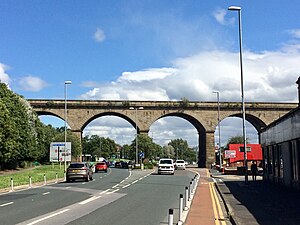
79,196,102,205
0,202,14,207
112,184,119,188
42,192,50,195
26,208,70,225
99,189,110,194
122,184,131,189
107,189,119,194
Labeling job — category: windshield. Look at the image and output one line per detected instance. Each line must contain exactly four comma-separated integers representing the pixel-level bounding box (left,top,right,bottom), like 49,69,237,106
176,160,185,163
159,159,173,164
69,163,85,168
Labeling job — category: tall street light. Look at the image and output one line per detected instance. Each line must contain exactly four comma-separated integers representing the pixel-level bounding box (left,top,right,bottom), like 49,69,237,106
213,91,222,170
64,80,72,173
129,106,144,165
228,6,248,184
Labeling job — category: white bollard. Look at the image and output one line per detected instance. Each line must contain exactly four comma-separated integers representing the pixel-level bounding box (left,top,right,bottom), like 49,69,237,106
189,181,192,200
178,194,184,225
55,173,58,183
29,176,32,188
168,208,173,225
44,174,46,185
184,186,189,210
10,178,14,192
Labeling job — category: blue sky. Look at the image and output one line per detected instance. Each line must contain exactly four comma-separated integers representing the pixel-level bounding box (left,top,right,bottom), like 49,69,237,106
1,1,300,148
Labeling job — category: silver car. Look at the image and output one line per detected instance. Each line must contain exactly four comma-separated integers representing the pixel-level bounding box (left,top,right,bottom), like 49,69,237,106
66,162,93,182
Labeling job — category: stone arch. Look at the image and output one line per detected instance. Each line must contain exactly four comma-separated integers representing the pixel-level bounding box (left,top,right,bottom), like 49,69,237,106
35,111,64,121
228,113,267,132
80,111,139,132
150,112,209,167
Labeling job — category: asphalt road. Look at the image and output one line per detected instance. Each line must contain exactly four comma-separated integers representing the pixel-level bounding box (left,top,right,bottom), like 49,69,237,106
0,168,197,225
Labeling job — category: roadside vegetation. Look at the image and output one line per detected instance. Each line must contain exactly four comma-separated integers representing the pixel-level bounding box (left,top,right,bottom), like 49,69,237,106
0,164,65,189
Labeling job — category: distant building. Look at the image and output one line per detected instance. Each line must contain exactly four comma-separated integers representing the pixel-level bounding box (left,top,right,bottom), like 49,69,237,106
259,77,300,190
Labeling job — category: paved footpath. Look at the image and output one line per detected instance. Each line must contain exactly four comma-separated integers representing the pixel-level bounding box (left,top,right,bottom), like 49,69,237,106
185,168,228,225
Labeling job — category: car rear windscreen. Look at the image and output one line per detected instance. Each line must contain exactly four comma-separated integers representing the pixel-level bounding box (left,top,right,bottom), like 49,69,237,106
69,163,85,168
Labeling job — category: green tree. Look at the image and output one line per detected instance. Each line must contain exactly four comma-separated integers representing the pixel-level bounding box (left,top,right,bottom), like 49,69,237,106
225,135,249,149
53,130,82,160
130,134,162,161
82,135,117,160
168,139,188,160
0,83,43,168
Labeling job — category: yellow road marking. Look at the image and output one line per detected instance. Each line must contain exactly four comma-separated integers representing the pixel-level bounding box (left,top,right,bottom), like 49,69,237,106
209,182,226,225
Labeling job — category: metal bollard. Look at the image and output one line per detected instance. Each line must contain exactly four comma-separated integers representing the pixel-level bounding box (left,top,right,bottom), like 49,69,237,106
168,208,173,225
178,194,184,224
10,178,14,192
44,174,46,185
29,176,32,188
184,186,189,210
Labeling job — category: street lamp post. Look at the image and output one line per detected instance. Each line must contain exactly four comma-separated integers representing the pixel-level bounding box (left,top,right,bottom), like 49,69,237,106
213,91,222,170
129,106,144,165
64,80,72,173
228,6,248,184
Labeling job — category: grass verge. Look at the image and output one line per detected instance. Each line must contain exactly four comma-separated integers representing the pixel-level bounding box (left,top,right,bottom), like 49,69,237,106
0,164,65,189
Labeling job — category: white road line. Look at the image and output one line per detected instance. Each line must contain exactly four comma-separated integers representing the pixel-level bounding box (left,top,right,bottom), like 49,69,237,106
139,177,143,181
107,189,119,194
65,186,71,189
112,184,119,188
0,202,14,207
79,196,102,205
132,180,138,184
99,189,110,194
122,184,131,189
27,208,70,225
42,192,50,195
212,178,216,183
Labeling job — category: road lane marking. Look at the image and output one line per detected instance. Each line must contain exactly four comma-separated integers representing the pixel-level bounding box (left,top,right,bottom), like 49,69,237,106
0,202,14,207
99,189,110,194
42,192,50,195
122,184,131,189
107,189,119,194
209,182,226,225
79,196,102,205
26,208,70,225
112,184,119,188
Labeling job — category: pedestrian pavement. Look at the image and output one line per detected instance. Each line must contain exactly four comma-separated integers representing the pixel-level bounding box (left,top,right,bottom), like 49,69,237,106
185,168,300,225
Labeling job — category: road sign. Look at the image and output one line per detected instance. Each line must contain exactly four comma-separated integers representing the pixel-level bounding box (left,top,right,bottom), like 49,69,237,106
225,150,236,158
239,146,251,152
50,142,72,162
139,152,144,158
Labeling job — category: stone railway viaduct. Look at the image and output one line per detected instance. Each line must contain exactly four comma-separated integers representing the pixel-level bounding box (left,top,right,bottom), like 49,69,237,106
28,99,297,168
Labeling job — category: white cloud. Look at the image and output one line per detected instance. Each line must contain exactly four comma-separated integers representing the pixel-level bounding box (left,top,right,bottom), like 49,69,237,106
288,29,300,39
213,8,234,26
93,28,106,42
0,63,11,86
80,46,300,103
18,76,47,92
